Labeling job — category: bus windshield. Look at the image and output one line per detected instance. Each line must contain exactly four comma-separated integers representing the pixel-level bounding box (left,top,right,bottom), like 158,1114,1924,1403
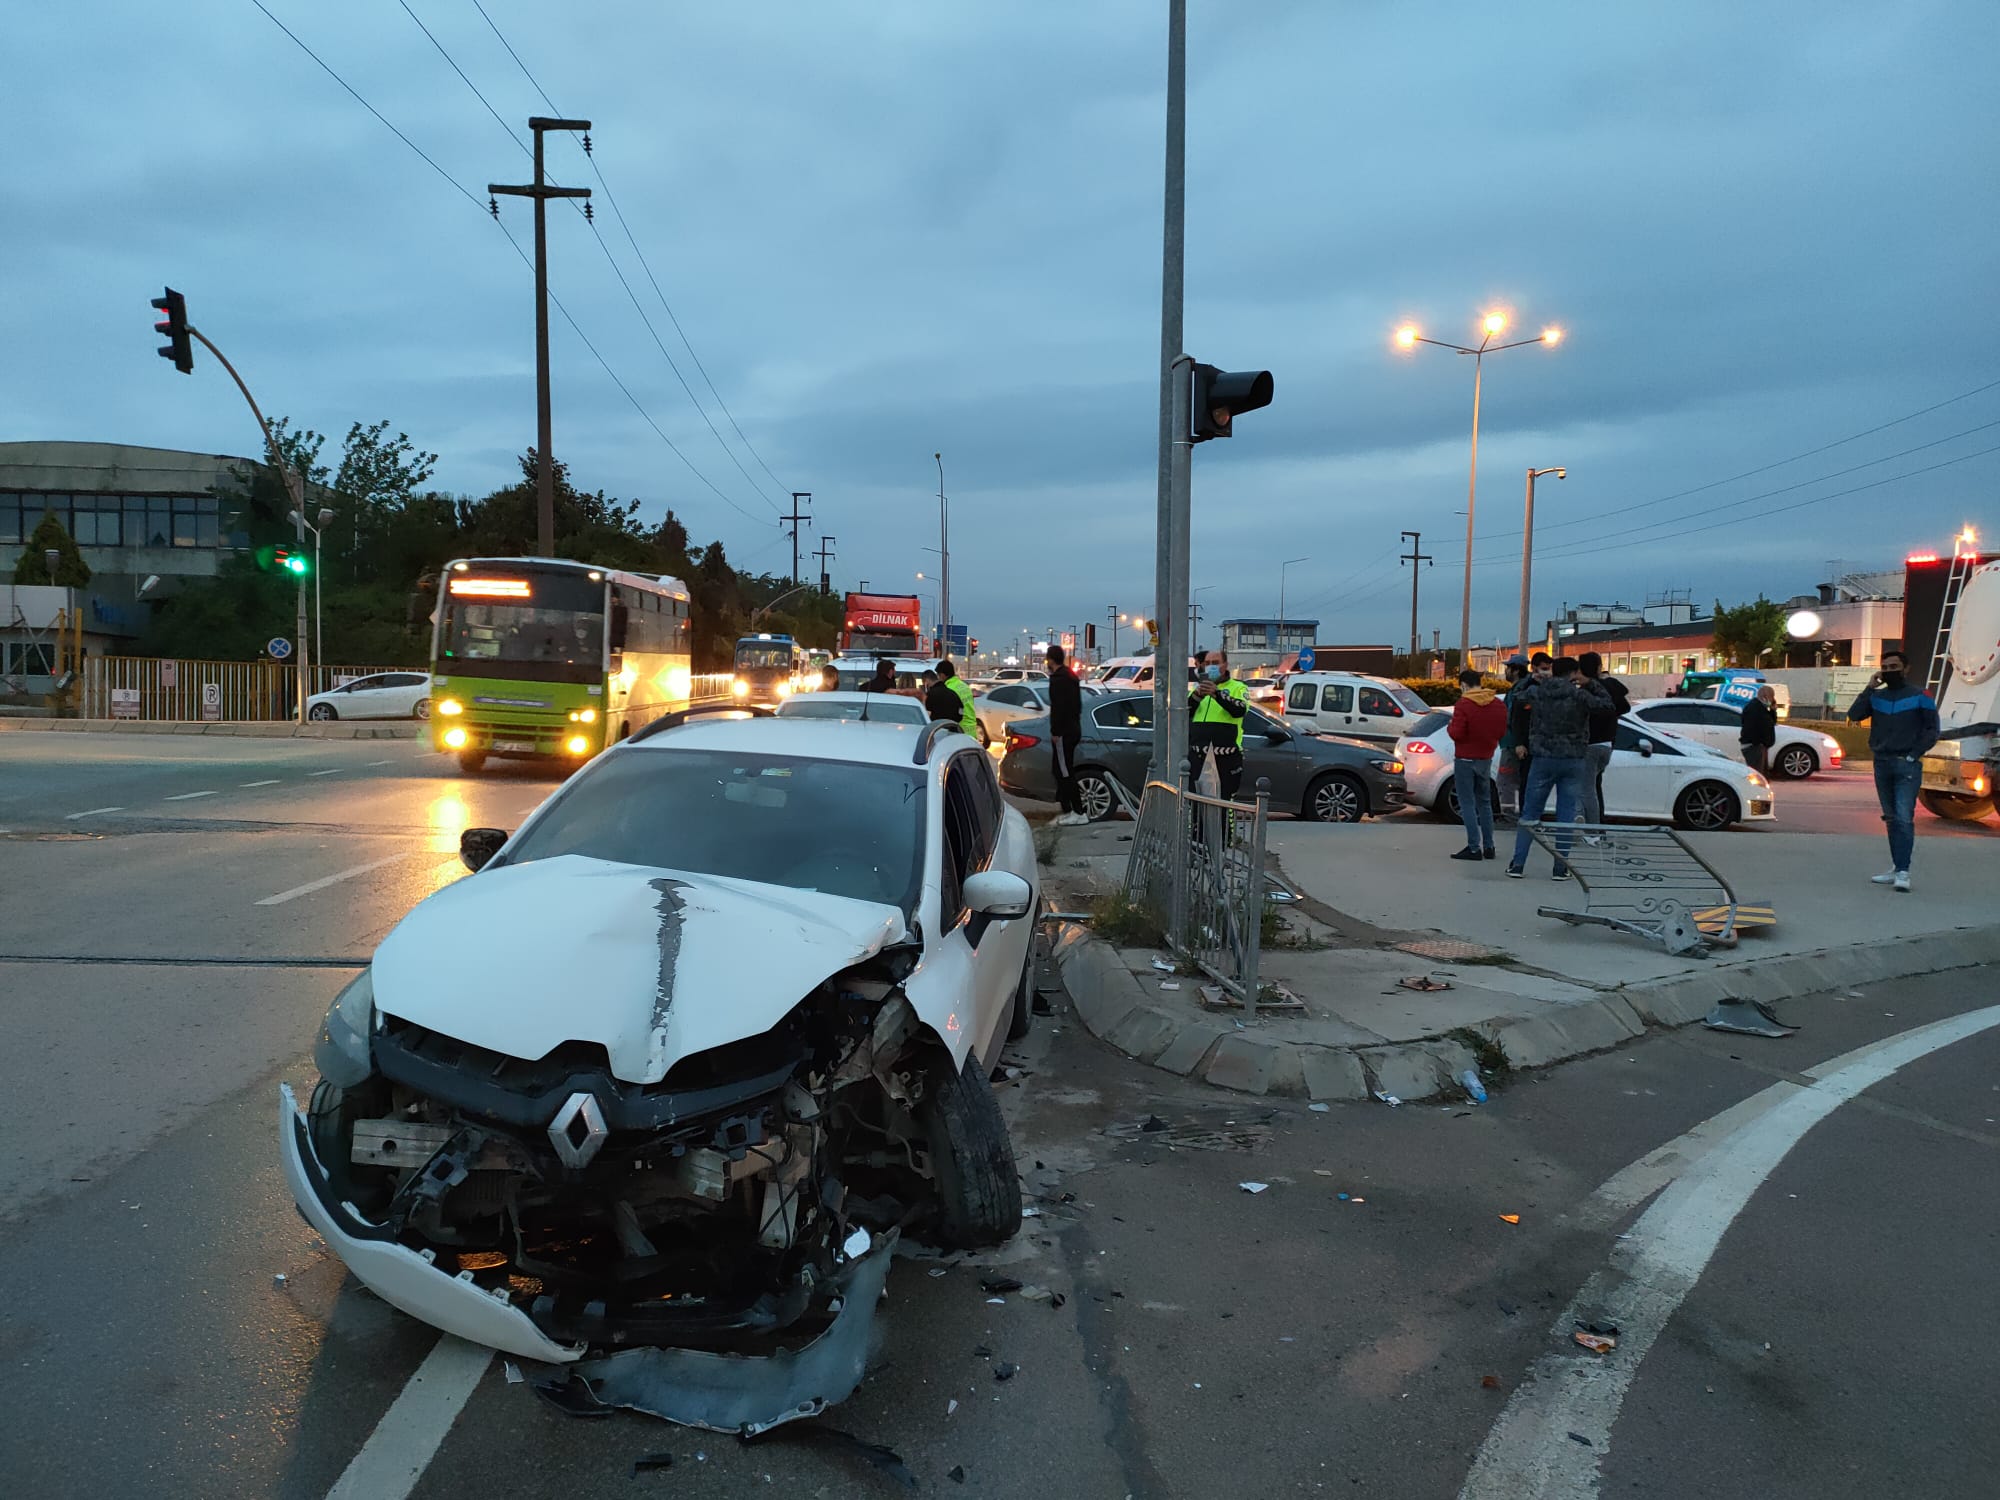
735,643,795,670
438,570,604,681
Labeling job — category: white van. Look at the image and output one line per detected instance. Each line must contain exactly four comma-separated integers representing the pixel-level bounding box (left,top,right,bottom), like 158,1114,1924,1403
1282,671,1434,743
1090,656,1196,691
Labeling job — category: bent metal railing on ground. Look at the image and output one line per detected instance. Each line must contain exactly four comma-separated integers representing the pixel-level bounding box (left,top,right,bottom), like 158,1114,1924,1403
1123,775,1272,1010
1520,821,1763,956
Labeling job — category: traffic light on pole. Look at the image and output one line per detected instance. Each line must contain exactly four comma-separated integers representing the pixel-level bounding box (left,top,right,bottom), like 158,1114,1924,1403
152,287,193,374
1190,364,1274,442
273,545,308,577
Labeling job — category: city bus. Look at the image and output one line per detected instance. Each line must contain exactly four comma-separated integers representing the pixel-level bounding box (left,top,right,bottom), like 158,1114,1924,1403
731,632,805,705
429,556,693,772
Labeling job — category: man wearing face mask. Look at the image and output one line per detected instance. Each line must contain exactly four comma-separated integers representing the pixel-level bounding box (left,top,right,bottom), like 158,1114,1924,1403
1189,651,1248,800
1848,650,1939,892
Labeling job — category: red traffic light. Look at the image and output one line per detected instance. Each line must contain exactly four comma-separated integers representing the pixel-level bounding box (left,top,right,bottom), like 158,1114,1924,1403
1191,364,1274,441
151,287,193,374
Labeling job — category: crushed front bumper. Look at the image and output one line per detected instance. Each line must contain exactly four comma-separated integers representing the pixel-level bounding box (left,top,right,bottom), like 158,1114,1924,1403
279,1083,584,1365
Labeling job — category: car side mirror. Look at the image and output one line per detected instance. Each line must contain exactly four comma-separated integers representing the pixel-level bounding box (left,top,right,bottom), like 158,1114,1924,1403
1265,728,1291,743
1637,739,1654,759
460,827,510,872
963,869,1033,920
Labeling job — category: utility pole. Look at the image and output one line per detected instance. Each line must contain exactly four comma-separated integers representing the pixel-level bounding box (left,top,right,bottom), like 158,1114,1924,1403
813,535,836,596
489,117,592,560
1107,604,1121,659
1400,530,1432,661
934,454,951,658
1152,0,1187,783
1518,466,1566,657
782,492,812,585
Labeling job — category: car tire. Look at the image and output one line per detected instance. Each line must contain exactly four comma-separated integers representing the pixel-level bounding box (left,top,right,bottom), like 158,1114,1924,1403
922,1055,1023,1249
1773,744,1816,779
1075,768,1117,823
456,749,488,774
1918,788,1995,822
1007,942,1035,1041
413,697,431,721
1440,778,1502,821
308,703,337,721
978,720,992,749
1303,771,1366,823
1673,781,1740,831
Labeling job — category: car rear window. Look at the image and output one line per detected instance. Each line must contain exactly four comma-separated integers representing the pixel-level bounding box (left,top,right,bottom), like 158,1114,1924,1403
1412,710,1449,737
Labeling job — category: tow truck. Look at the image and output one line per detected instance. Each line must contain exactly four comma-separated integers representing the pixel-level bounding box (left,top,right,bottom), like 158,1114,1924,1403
1908,528,2000,824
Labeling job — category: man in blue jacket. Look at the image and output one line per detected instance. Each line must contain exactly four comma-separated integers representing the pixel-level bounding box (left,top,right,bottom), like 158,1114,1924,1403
1847,650,1940,892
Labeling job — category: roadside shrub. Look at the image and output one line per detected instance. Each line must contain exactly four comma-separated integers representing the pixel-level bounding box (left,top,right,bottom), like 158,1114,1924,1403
1091,889,1166,948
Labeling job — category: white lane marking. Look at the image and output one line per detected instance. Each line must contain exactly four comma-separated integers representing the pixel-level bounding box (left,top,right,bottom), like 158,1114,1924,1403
164,790,219,801
323,1334,492,1500
241,779,281,788
255,853,413,906
1460,1003,2000,1500
308,768,342,777
368,759,396,766
1581,1085,1793,1226
65,807,123,819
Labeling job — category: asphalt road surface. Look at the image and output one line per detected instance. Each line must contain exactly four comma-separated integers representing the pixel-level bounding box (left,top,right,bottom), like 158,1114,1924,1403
2,732,1995,1498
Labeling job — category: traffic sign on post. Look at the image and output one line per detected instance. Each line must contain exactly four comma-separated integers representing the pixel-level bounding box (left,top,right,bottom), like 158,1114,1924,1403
267,637,293,661
1296,646,1315,673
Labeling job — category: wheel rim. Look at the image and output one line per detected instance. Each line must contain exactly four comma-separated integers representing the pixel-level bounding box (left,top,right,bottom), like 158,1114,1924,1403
309,705,332,720
414,699,431,720
1078,775,1113,821
1777,746,1811,778
1685,783,1733,829
1444,784,1461,816
1315,777,1362,822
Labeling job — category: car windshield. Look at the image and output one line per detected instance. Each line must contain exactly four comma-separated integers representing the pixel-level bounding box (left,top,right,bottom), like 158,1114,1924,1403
507,749,926,911
438,570,604,679
1383,683,1431,714
735,644,794,669
776,697,926,724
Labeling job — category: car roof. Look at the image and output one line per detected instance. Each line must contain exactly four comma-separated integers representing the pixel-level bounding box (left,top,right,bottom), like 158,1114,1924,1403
627,712,970,766
829,656,937,671
1629,696,1740,710
775,691,927,718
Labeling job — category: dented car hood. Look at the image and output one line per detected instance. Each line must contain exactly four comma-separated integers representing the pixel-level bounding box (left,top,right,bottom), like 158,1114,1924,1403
371,855,908,1084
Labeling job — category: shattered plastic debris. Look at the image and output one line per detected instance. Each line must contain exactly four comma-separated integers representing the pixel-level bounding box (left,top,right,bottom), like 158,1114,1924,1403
743,1425,916,1491
993,1362,1019,1382
949,1464,967,1483
1568,1431,1593,1447
1018,1285,1056,1303
1313,1169,1334,1177
1373,1092,1402,1107
1140,1115,1169,1133
1397,975,1452,992
985,1297,1006,1306
1021,1206,1041,1218
1308,1102,1330,1113
631,1452,675,1475
980,1276,1023,1295
1499,1213,1521,1225
503,1361,523,1385
1481,1375,1502,1389
1460,1069,1488,1104
842,1226,873,1260
1151,957,1176,973
947,1398,959,1416
1573,1331,1618,1355
1336,1193,1350,1201
272,1273,287,1287
1576,1318,1621,1337
1239,1182,1269,1194
1159,981,1181,991
1703,998,1797,1038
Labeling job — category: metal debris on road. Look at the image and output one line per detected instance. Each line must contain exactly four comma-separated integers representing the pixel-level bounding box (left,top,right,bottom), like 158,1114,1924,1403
1703,997,1797,1037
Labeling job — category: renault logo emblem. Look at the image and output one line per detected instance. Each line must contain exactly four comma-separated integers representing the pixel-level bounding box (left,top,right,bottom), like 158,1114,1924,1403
548,1091,608,1169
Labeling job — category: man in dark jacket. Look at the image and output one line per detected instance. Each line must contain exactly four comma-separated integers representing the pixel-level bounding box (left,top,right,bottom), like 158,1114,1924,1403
1577,651,1630,826
924,659,977,735
1738,686,1778,776
1848,651,1940,891
1507,657,1611,879
1045,645,1087,824
863,656,899,695
1445,669,1507,861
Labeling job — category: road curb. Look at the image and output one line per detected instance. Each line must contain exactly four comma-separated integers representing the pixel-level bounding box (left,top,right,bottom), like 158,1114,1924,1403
0,717,425,741
1052,918,2000,1102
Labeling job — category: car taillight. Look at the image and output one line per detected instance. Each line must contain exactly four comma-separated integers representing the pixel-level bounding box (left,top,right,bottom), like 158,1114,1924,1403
1404,741,1435,755
1006,730,1040,749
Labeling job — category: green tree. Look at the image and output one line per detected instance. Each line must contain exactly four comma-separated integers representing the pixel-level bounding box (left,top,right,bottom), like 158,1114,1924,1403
1709,595,1789,666
13,511,91,586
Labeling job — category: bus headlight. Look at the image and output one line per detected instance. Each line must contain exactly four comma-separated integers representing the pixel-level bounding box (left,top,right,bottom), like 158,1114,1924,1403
775,680,793,698
732,679,751,698
442,727,468,749
566,734,590,755
568,707,598,723
437,698,463,716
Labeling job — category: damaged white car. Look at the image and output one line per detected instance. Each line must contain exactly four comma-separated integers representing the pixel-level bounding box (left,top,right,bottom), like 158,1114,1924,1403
281,713,1039,1427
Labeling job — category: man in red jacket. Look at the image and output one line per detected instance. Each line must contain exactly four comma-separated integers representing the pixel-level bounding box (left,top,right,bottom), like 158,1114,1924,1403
1446,668,1508,861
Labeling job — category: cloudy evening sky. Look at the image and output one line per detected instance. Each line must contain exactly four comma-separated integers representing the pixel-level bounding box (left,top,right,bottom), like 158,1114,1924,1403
9,1,1999,653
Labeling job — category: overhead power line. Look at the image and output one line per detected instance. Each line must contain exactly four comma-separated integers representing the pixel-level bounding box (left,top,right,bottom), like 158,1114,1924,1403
246,0,776,530
467,0,797,505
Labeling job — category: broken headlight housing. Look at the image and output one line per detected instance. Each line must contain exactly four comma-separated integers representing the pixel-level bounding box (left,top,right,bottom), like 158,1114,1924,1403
314,969,376,1087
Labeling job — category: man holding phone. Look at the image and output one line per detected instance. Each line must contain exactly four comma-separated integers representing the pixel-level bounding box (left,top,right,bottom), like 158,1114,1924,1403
1847,650,1940,892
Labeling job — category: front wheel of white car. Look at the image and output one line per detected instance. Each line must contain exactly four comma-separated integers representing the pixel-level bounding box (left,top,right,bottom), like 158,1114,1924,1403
922,1055,1022,1248
1007,944,1035,1040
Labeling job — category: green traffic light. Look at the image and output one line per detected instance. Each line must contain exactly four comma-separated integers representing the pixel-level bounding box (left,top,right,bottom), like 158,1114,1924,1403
286,555,308,576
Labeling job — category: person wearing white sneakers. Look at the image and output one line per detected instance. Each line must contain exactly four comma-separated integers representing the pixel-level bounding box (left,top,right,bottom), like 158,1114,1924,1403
1847,649,1939,893
1045,644,1089,825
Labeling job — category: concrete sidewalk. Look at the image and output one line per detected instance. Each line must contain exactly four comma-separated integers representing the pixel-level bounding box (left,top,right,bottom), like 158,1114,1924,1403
0,717,424,741
1042,812,2000,1103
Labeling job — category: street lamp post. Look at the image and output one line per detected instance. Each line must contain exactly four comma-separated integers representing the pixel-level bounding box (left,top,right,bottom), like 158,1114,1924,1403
1107,605,1121,659
1279,556,1308,667
1394,313,1563,662
1518,467,1565,659
290,506,336,667
933,453,951,658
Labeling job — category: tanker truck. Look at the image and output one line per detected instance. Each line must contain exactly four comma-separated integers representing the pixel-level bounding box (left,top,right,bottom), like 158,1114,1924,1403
1908,534,2000,824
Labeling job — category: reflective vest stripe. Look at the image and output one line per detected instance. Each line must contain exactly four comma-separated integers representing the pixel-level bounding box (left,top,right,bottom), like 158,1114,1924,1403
947,676,977,735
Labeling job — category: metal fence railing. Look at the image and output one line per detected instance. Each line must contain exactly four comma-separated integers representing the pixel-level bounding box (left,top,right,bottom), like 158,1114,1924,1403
80,657,414,721
1123,775,1273,1010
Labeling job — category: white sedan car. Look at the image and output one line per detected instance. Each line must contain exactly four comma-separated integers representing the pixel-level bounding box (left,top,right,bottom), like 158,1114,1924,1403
305,671,432,721
1394,711,1775,831
1625,699,1841,779
774,690,928,725
972,679,1102,746
280,712,1039,1409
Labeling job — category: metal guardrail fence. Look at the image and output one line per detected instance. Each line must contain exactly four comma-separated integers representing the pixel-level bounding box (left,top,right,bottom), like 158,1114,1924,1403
81,657,413,721
1123,775,1272,1009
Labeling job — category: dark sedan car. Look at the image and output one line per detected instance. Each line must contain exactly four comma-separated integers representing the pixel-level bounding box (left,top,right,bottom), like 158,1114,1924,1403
997,690,1407,821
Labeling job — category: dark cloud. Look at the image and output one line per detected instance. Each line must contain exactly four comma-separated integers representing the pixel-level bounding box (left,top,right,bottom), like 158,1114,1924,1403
8,0,1998,651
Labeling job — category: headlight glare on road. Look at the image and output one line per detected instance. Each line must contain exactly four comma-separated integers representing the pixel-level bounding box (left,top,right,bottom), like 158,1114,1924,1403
313,969,376,1088
566,734,590,754
442,726,468,749
437,698,463,716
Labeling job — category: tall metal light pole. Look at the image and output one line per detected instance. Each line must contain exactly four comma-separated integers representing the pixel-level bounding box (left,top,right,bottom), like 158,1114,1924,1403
1394,314,1563,662
1106,605,1122,659
290,506,336,666
1279,557,1308,664
1518,467,1566,657
934,453,951,658
1152,0,1187,781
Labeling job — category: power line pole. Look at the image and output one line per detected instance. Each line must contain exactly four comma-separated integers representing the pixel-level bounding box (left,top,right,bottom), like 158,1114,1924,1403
782,491,812,585
1107,604,1121,658
489,116,591,559
1400,530,1432,661
1152,0,1186,784
934,454,951,657
813,535,836,595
